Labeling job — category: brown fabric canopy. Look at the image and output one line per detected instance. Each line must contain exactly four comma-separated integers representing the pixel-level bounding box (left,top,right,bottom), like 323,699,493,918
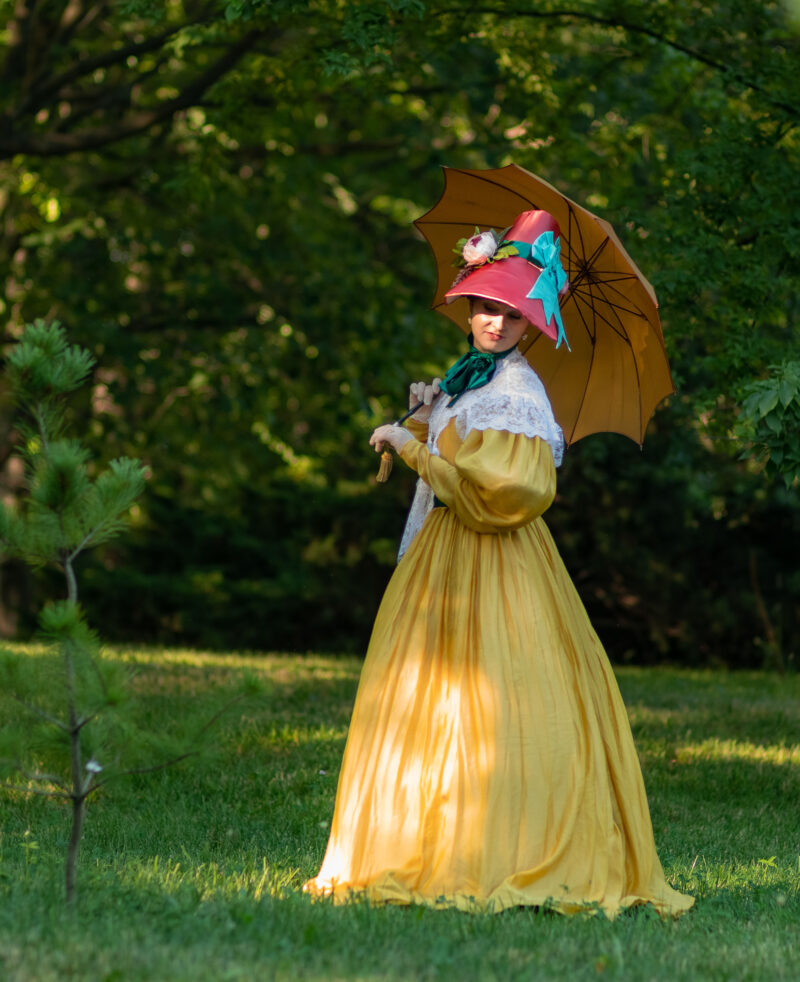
415,164,674,445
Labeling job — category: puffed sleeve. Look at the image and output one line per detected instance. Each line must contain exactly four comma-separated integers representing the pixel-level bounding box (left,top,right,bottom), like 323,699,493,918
399,425,556,533
404,416,429,442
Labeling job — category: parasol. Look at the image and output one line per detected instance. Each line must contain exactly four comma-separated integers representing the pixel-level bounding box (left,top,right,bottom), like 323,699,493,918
414,164,674,445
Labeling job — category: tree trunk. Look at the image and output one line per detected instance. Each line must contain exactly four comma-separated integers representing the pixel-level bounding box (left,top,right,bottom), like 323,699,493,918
65,793,85,904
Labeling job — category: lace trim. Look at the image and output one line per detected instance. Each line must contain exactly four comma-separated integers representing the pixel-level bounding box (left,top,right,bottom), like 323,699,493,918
398,350,563,559
397,478,435,560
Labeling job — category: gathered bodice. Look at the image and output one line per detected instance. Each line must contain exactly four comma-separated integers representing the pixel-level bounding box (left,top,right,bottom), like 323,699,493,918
397,351,563,558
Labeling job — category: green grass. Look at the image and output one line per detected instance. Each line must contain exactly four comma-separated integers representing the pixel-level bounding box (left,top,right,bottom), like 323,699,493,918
1,646,799,982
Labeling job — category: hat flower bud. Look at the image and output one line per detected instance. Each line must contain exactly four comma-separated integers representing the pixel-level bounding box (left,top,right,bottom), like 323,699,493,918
461,231,498,266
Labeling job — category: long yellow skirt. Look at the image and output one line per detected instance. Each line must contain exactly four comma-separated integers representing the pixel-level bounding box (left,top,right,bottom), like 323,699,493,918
304,509,693,917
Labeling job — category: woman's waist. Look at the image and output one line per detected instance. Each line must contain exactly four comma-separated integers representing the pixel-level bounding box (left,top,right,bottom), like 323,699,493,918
428,497,546,536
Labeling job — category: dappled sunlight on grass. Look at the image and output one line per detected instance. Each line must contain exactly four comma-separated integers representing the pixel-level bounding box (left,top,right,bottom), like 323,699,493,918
112,645,362,677
675,738,800,767
2,648,800,981
237,721,349,752
0,642,49,658
619,669,800,762
108,853,301,903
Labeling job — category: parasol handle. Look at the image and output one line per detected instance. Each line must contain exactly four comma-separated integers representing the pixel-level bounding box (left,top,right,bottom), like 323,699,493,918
375,400,425,483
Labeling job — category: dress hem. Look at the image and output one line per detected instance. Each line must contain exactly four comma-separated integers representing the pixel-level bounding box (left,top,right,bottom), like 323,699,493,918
302,878,694,920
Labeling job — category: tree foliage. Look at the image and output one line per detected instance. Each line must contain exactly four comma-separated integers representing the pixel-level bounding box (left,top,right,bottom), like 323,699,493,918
1,0,798,665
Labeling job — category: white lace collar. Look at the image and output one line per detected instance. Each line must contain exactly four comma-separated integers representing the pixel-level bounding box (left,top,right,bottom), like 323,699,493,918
427,348,563,464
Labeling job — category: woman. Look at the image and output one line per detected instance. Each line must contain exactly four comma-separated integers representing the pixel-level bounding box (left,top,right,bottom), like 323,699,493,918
304,209,693,917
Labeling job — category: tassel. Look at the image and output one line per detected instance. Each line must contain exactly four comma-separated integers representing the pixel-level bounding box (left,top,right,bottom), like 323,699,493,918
376,450,393,483
374,401,424,485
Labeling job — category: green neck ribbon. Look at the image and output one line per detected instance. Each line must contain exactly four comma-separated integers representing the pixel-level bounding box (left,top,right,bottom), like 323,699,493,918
439,336,517,406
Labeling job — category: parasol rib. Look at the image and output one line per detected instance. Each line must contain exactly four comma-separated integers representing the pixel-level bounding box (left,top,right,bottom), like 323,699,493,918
588,277,657,320
565,235,611,290
570,290,652,328
565,317,598,444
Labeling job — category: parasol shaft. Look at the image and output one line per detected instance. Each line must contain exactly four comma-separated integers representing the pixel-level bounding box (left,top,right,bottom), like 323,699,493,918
394,400,425,426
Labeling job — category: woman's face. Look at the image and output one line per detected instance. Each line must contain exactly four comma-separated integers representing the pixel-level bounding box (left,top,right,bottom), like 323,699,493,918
469,298,530,354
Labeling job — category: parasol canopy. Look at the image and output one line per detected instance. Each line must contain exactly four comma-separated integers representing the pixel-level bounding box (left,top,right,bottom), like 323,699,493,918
414,164,674,445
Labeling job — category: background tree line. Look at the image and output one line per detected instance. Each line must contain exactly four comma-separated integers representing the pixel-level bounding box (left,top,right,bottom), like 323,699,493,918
1,0,798,667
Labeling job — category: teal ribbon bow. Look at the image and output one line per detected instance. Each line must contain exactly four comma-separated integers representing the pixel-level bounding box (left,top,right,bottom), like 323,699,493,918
508,231,570,350
439,337,516,406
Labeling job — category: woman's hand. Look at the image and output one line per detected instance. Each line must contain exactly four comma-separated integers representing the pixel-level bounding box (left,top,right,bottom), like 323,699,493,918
370,424,414,454
408,378,441,423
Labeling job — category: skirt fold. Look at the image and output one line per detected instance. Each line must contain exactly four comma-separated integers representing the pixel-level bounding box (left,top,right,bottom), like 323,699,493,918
304,510,693,917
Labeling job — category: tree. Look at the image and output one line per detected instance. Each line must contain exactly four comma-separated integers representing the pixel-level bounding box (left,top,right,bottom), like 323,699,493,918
1,1,798,663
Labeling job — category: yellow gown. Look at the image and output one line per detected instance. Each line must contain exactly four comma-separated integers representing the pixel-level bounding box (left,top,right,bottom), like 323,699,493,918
305,412,693,917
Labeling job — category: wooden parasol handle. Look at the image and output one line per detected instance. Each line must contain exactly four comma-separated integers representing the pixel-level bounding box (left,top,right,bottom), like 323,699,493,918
375,400,425,482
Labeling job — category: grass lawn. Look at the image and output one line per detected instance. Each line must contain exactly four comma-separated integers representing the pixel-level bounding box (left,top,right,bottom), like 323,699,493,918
1,645,799,982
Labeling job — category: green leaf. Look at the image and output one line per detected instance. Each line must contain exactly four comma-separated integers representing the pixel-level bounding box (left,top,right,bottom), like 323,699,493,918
493,245,519,261
779,379,797,408
758,389,779,417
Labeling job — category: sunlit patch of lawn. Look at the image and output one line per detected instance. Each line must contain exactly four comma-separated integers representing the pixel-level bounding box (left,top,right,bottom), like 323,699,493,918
1,649,798,982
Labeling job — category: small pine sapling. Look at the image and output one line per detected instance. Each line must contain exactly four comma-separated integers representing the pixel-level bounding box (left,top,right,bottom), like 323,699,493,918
0,321,253,904
0,321,146,901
